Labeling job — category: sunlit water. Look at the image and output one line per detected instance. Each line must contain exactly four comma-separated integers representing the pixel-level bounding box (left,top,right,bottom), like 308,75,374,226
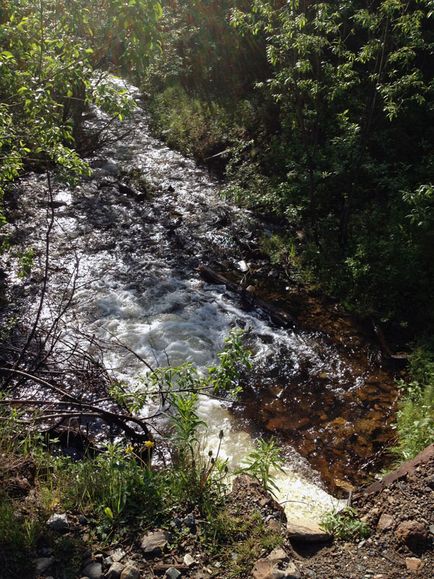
6,80,346,525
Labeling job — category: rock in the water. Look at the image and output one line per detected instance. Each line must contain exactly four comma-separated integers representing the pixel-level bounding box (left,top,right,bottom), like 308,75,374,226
141,530,168,557
81,561,103,579
286,520,330,543
395,520,428,551
120,563,141,579
377,513,394,531
34,557,55,574
105,562,125,579
405,557,423,573
165,568,181,579
47,513,70,532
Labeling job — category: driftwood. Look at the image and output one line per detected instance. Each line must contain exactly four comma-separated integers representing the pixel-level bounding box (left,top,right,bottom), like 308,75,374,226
372,320,409,362
197,264,294,328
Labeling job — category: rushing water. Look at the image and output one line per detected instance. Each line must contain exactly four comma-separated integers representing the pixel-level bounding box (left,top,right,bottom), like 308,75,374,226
7,80,398,526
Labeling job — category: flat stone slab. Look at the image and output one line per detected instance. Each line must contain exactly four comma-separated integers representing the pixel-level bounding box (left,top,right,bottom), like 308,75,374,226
286,520,331,543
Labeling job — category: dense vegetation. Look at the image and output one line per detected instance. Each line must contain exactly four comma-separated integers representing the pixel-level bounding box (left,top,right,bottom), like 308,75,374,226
147,0,434,335
144,1,434,464
0,1,433,575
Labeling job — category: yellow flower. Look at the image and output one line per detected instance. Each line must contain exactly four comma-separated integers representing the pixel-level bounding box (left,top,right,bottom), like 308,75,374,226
125,445,134,454
144,440,155,449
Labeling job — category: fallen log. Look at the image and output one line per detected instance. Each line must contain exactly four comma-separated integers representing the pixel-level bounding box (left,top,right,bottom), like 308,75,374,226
197,264,294,328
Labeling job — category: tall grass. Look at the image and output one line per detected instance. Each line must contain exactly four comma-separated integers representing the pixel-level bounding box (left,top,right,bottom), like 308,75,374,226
392,347,434,461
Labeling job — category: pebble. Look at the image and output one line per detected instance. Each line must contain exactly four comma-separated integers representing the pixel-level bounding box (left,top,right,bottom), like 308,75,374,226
120,563,141,579
81,561,103,579
377,513,394,531
405,557,423,573
34,557,55,574
141,529,168,557
165,568,181,579
46,513,70,532
183,553,195,567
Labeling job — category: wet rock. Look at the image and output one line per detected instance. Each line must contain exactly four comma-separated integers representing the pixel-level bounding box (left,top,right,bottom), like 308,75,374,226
34,556,55,574
395,520,429,551
286,520,331,543
165,568,181,579
47,513,70,532
377,513,394,531
405,557,423,573
105,562,124,579
141,530,168,557
120,563,140,579
82,561,103,579
118,182,139,197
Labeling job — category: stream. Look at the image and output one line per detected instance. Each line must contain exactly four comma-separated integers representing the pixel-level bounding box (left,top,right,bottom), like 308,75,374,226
3,80,397,530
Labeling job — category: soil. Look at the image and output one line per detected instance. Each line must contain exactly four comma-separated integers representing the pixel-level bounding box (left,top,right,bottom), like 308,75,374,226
296,445,434,579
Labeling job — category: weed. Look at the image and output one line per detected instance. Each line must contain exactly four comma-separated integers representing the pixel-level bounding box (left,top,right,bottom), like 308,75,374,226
237,438,284,496
320,507,370,542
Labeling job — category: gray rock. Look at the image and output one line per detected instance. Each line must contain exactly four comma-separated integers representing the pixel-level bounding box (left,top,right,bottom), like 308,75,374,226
120,563,140,579
82,561,103,579
141,530,168,557
34,557,55,574
110,548,126,563
47,513,70,532
105,562,124,579
183,553,195,567
165,568,181,579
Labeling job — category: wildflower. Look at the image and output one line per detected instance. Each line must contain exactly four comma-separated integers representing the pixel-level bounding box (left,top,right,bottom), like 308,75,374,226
125,445,134,454
144,440,155,449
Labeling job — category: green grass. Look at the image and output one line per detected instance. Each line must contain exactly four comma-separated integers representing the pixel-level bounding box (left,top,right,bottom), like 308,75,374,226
320,507,370,542
391,347,434,462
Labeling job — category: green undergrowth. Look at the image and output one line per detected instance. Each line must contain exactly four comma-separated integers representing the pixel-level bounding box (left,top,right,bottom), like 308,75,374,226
391,346,434,462
320,507,370,542
0,330,284,577
205,510,284,578
147,84,256,166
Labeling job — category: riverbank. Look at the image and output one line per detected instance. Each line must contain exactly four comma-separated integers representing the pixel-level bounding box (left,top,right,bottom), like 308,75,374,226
1,435,432,578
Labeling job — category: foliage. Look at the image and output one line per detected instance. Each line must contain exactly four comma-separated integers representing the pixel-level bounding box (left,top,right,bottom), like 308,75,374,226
392,347,434,461
237,438,284,496
320,506,371,542
208,328,252,396
0,0,162,224
147,0,434,336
